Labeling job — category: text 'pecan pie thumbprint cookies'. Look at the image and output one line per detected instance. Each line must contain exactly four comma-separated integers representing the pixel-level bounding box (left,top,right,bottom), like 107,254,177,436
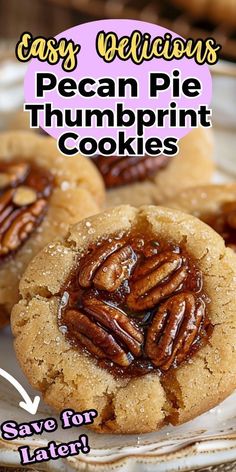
12,205,236,434
93,128,214,207
0,131,105,328
167,184,236,252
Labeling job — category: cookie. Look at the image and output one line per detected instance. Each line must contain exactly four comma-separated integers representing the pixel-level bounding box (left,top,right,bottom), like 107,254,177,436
8,110,51,137
93,128,214,207
167,183,236,252
8,110,33,133
0,131,104,328
12,205,236,434
171,0,236,27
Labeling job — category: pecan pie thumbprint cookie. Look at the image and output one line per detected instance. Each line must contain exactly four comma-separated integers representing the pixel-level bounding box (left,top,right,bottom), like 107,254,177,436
92,128,214,207
12,205,236,433
0,131,104,327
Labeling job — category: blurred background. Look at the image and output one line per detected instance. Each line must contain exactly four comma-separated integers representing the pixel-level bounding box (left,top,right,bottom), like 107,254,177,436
0,0,236,61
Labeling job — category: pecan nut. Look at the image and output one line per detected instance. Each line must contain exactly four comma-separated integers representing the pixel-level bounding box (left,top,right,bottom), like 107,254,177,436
61,233,211,376
0,161,53,258
127,251,188,311
0,199,47,255
64,296,143,367
145,292,205,371
92,155,169,188
79,239,137,292
13,186,37,206
93,245,137,291
0,189,15,217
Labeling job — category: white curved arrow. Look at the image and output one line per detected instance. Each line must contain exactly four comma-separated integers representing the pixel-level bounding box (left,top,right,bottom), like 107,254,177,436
0,368,40,415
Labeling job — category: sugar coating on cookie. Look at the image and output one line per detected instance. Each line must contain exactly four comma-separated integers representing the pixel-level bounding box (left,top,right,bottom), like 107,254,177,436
93,128,214,207
12,205,236,434
0,131,105,327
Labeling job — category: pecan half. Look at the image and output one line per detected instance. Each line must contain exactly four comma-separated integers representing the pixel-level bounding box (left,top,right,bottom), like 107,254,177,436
79,239,137,291
145,293,205,371
13,186,37,206
0,189,15,217
127,251,188,311
93,245,137,291
64,297,143,366
0,161,53,258
92,155,169,188
0,199,47,255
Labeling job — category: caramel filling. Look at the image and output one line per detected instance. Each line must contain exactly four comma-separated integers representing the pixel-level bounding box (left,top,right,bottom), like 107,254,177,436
203,202,236,251
92,155,170,188
0,160,53,260
59,234,212,378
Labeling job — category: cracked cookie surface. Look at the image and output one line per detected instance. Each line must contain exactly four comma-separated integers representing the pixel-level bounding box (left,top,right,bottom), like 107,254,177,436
0,131,104,328
12,205,236,434
99,128,214,207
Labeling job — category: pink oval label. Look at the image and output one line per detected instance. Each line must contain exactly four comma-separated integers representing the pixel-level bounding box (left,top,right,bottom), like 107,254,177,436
24,20,212,155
